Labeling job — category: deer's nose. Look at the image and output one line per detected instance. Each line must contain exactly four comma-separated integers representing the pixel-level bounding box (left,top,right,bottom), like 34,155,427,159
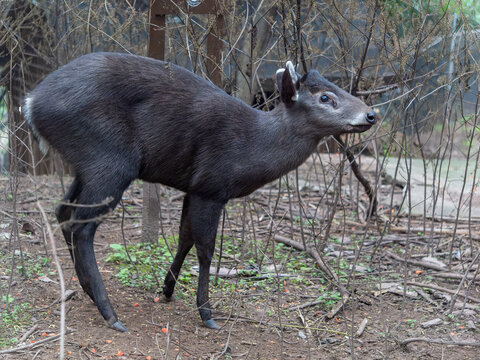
366,110,376,124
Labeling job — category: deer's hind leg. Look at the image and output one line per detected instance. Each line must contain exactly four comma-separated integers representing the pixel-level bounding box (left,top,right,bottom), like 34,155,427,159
55,177,96,300
65,161,137,332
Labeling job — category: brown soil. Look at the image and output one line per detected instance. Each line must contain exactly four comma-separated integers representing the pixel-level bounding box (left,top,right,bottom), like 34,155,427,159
1,169,480,360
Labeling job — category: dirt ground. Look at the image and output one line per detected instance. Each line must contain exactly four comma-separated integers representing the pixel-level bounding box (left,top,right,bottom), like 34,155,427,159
1,163,480,359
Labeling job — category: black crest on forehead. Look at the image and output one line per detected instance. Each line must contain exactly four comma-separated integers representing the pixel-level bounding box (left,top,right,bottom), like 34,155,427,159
300,70,338,94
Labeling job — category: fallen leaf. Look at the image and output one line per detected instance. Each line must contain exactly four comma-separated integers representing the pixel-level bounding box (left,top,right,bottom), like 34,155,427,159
38,275,57,283
116,350,124,357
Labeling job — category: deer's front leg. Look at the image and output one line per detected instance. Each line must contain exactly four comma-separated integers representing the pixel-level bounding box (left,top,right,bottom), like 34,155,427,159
188,194,224,329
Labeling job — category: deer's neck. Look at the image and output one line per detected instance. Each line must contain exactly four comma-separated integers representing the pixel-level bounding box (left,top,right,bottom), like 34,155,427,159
254,104,319,181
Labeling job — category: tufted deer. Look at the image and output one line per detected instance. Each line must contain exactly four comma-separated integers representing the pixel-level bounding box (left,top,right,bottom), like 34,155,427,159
24,52,376,331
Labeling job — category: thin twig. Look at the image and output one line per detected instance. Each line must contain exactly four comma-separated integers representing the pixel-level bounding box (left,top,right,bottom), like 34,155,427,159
18,323,38,343
287,299,323,312
274,234,348,295
37,202,66,360
335,136,377,218
0,330,74,355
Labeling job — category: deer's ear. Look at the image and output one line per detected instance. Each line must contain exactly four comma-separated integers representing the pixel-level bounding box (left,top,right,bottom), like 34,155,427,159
276,61,298,106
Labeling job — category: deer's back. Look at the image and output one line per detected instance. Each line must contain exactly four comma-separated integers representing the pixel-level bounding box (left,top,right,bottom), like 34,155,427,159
28,53,261,199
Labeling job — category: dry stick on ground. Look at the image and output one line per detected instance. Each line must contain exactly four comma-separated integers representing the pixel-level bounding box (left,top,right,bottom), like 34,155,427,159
326,294,351,320
385,250,447,271
449,251,480,313
215,317,237,359
37,202,66,360
407,281,480,303
399,337,480,347
430,272,480,283
335,135,377,219
288,299,324,312
389,225,480,240
31,349,42,360
18,324,39,344
274,234,351,319
355,318,368,337
274,234,347,294
0,330,74,355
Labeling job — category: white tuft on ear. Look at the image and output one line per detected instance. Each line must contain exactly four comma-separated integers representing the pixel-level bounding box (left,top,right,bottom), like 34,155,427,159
275,68,285,91
286,61,298,83
276,62,299,103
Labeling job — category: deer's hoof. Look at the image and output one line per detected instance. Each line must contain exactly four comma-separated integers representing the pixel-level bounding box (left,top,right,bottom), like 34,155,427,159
162,285,174,300
110,320,129,332
163,294,174,302
204,319,220,330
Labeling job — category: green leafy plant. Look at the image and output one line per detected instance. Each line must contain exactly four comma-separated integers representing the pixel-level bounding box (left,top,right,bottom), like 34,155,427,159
0,302,32,349
106,239,191,290
405,318,417,328
16,256,51,278
316,289,342,310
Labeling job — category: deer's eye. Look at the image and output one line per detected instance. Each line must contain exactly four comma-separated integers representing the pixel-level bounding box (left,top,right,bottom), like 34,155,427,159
320,94,336,107
320,95,330,103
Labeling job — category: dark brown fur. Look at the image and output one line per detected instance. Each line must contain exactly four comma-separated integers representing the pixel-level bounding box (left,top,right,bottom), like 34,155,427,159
24,52,375,331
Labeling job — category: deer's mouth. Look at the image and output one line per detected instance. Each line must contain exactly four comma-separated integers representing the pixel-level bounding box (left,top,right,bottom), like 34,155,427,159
348,124,373,133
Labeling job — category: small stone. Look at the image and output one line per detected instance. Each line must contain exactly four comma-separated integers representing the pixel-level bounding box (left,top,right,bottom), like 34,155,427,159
421,256,446,269
467,320,476,330
321,337,338,344
298,331,307,339
350,264,369,273
421,318,442,328
377,282,399,290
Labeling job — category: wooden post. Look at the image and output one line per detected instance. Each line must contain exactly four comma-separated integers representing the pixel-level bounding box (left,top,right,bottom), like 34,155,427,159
142,0,223,243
